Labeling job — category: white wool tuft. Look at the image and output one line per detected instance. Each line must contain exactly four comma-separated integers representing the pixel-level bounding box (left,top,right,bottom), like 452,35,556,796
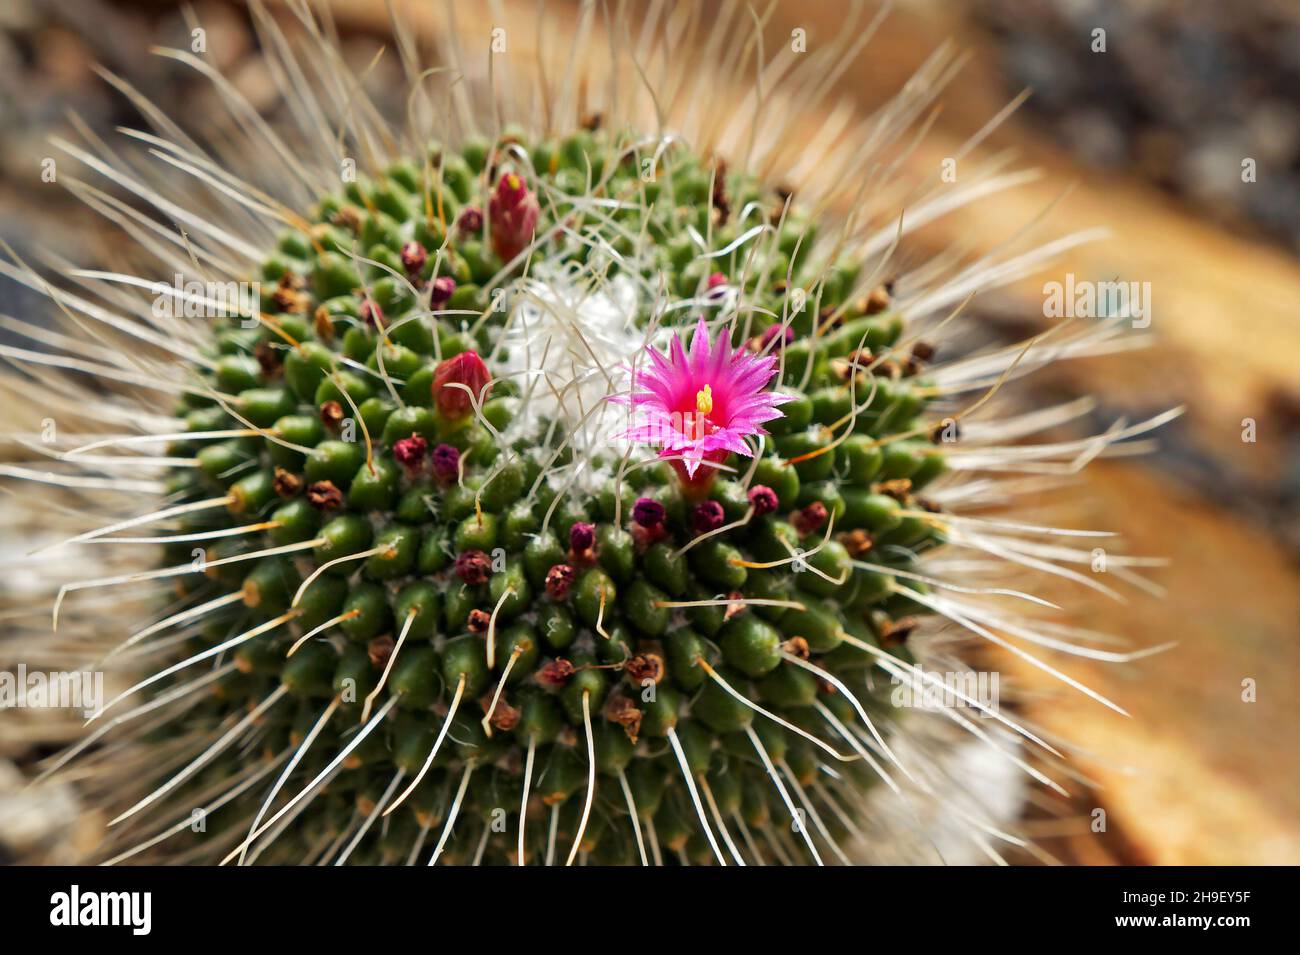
499,270,650,478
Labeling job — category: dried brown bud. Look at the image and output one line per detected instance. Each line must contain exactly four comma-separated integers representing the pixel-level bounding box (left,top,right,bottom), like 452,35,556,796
367,635,395,668
319,400,345,430
876,478,912,502
711,158,730,224
864,284,891,314
254,340,282,377
930,419,961,444
306,480,344,510
272,467,302,498
467,609,491,633
313,305,335,343
840,529,874,557
782,636,810,660
537,658,576,687
329,207,363,233
272,273,310,314
878,616,918,649
603,694,643,744
481,693,520,732
624,653,664,685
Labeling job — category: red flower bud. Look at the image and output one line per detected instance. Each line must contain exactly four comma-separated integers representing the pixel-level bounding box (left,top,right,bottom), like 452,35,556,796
400,241,427,276
392,434,428,472
432,350,491,419
358,298,384,326
488,171,540,264
429,275,456,306
793,501,829,536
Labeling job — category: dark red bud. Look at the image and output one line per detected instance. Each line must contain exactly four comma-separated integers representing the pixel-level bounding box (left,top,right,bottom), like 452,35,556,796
569,522,596,554
632,497,666,528
431,443,461,481
455,549,492,586
760,324,795,349
692,500,726,534
429,275,457,306
456,206,483,233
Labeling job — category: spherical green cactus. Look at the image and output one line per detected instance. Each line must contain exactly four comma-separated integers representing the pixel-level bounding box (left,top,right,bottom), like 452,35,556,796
111,129,953,865
4,4,1172,867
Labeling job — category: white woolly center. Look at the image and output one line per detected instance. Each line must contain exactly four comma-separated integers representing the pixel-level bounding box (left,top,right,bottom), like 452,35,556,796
500,270,647,483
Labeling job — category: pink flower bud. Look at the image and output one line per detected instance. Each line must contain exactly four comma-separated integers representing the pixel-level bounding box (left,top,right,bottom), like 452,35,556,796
760,324,794,350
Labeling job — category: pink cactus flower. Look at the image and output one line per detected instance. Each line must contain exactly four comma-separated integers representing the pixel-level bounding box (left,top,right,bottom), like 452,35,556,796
614,316,792,484
488,171,540,264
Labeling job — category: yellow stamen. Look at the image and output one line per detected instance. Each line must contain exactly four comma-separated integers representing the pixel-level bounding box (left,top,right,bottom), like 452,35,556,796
695,385,713,416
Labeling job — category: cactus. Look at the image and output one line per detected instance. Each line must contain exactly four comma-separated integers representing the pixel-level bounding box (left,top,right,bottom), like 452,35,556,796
4,5,1172,866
